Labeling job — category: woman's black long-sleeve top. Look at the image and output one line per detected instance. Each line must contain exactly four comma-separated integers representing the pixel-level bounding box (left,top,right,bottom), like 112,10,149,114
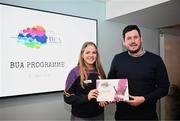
64,67,104,118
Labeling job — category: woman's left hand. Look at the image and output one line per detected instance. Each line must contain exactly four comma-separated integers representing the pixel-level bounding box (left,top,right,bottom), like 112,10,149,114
98,101,108,107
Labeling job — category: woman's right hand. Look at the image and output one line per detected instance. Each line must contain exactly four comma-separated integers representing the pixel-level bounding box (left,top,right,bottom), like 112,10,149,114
88,89,99,100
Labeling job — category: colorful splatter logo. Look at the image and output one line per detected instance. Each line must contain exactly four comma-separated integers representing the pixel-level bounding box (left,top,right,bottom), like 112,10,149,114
17,25,48,48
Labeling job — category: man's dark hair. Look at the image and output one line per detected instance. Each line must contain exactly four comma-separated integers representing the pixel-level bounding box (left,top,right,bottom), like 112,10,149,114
123,25,141,39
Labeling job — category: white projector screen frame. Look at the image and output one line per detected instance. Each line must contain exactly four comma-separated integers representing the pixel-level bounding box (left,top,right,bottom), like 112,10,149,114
0,3,97,97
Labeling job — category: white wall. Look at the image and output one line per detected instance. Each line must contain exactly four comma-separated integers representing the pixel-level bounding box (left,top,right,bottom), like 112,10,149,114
106,0,170,19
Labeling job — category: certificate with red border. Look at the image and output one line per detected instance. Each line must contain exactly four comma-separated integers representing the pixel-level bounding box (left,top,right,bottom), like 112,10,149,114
96,79,129,101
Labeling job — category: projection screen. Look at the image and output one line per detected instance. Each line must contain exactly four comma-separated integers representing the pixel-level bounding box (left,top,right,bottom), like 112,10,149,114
0,4,97,97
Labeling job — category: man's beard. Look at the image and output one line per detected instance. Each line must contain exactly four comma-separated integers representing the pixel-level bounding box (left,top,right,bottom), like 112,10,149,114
129,46,141,54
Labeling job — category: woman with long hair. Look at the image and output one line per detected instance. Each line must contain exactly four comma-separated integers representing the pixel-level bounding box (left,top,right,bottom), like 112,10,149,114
64,41,107,121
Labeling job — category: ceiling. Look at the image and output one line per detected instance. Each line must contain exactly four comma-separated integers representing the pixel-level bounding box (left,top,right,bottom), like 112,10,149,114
107,0,180,30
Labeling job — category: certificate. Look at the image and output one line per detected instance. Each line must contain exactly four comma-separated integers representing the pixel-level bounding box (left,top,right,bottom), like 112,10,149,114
96,79,129,101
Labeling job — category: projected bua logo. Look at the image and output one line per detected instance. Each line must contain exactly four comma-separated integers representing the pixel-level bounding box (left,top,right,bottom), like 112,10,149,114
17,25,61,48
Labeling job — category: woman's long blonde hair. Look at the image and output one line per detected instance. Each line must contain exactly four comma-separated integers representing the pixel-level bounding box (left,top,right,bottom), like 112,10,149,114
78,41,106,88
